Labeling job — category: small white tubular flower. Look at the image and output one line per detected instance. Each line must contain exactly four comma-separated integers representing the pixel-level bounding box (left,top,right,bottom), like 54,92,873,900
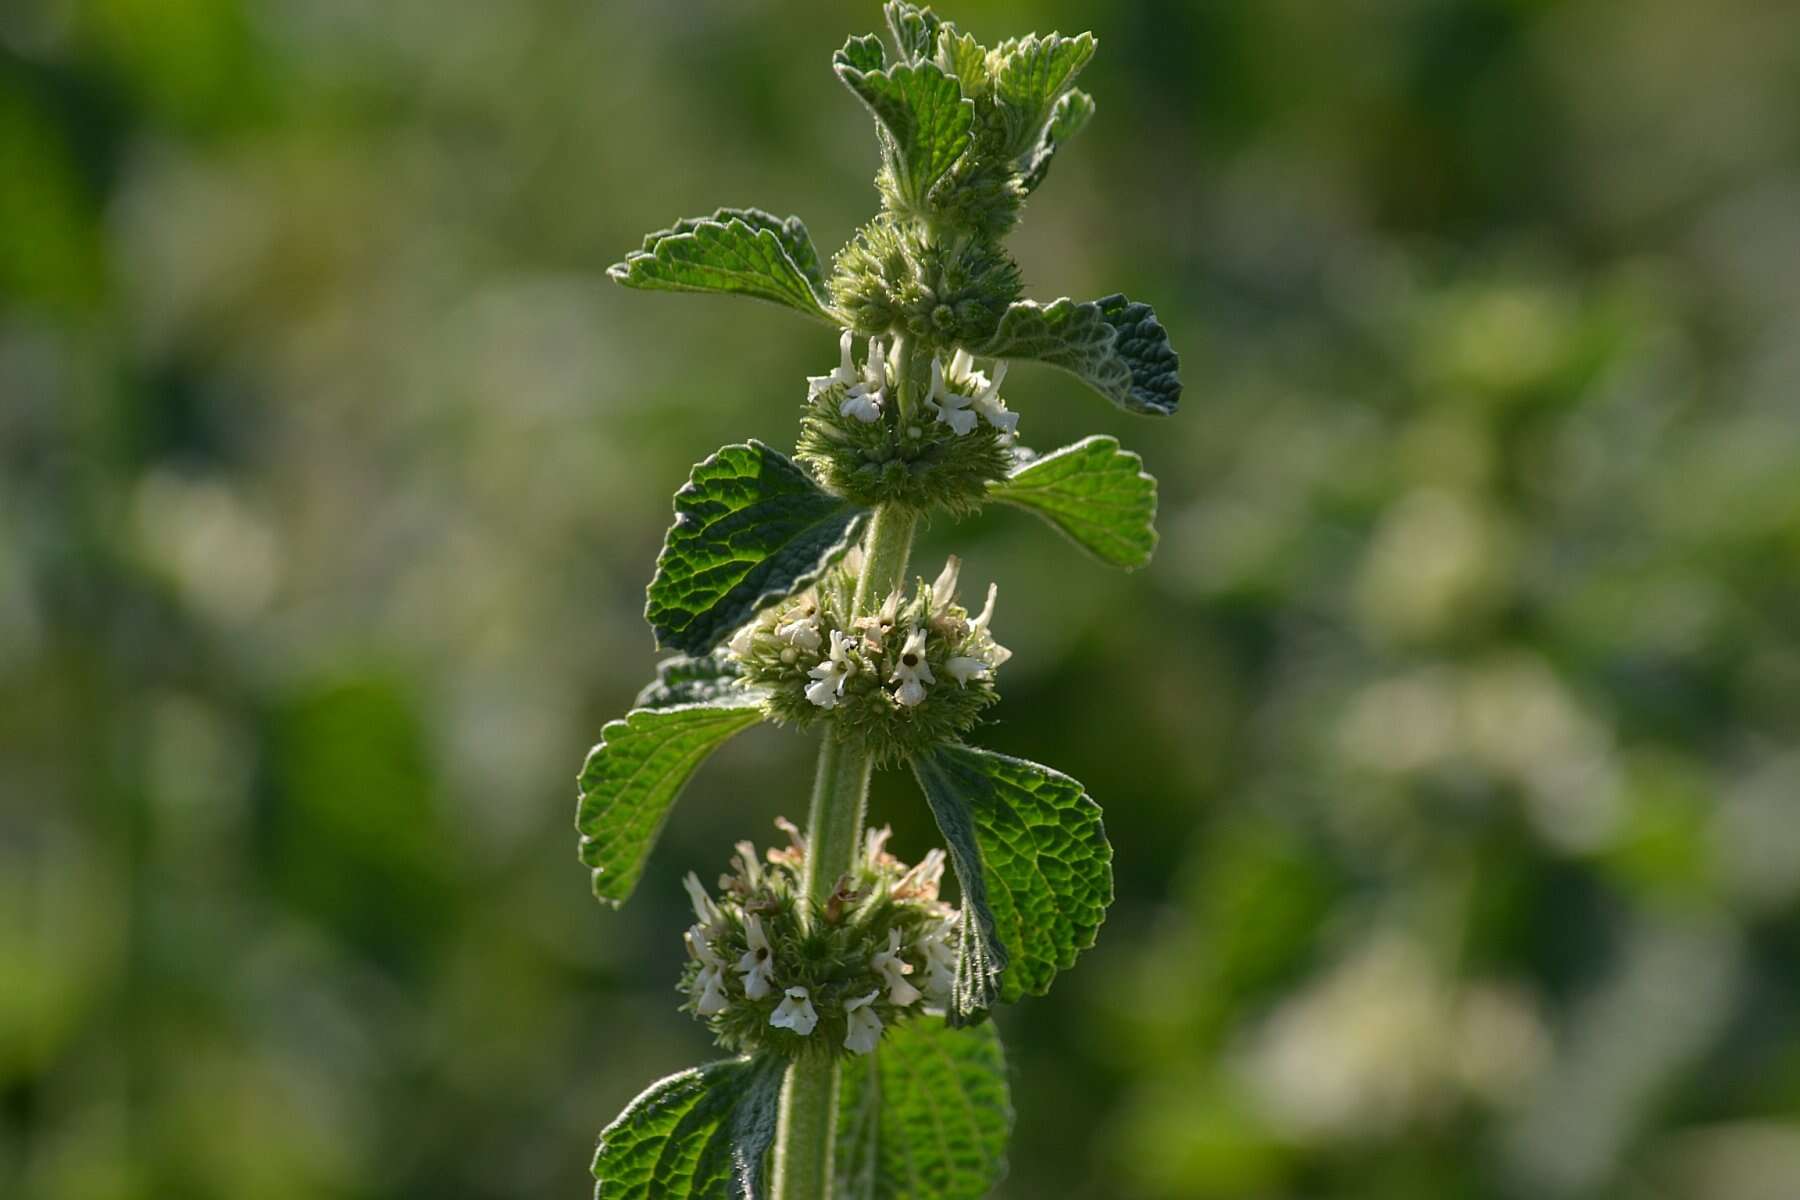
894,848,946,902
928,353,979,435
730,840,765,892
769,986,819,1036
870,927,922,1006
776,602,821,652
736,913,776,999
971,361,1017,433
930,555,962,613
728,622,757,658
919,920,958,1001
684,872,724,937
840,337,887,423
805,629,857,709
808,329,860,399
889,626,935,707
843,991,884,1055
945,656,989,686
949,348,975,379
970,582,999,632
841,386,882,423
686,927,731,1015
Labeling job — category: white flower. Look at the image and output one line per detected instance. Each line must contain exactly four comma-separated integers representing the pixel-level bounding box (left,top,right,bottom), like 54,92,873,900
684,872,725,938
736,912,776,999
808,329,860,399
929,556,962,613
970,361,1017,433
776,598,821,652
770,986,819,1036
843,990,884,1055
945,656,989,686
889,626,934,708
928,355,978,436
686,926,731,1015
894,848,946,902
918,919,958,1002
805,629,857,709
728,622,757,658
870,927,922,1006
841,337,887,423
729,840,765,892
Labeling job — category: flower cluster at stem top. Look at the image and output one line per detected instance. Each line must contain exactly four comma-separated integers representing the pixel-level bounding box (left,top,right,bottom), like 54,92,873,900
795,331,1019,515
679,819,959,1061
729,550,1011,764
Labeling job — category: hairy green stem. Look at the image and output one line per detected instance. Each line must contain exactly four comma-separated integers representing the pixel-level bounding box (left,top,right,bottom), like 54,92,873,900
775,500,918,1200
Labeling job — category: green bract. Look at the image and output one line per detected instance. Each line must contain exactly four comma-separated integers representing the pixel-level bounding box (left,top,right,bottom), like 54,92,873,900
588,4,1183,1196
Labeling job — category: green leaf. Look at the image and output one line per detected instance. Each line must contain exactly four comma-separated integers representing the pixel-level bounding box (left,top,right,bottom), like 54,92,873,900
839,32,887,74
992,33,1097,158
971,294,1182,416
1021,87,1094,193
910,744,1113,1023
577,702,764,906
988,435,1158,570
935,28,991,97
593,1056,784,1199
835,1019,1012,1200
883,2,942,64
834,49,974,206
609,213,833,322
634,653,755,711
645,441,869,655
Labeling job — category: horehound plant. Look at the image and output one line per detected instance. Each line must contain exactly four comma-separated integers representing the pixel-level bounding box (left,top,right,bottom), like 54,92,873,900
579,6,1180,1197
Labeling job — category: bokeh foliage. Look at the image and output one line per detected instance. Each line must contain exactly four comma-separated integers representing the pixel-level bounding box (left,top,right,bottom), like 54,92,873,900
4,1,1800,1198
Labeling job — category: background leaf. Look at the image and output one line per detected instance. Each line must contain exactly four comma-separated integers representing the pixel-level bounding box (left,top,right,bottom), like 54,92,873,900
576,702,764,906
911,744,1114,1022
836,1019,1012,1200
609,214,834,322
593,1056,784,1199
988,435,1157,570
645,441,868,655
972,295,1182,416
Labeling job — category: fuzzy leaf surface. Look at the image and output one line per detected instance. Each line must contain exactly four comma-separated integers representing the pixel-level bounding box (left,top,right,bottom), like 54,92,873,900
911,744,1113,1023
989,435,1158,570
577,702,763,906
634,653,754,711
646,441,868,655
972,294,1182,416
835,1019,1012,1200
883,2,942,63
1021,88,1094,192
993,33,1096,157
609,213,832,322
592,1056,784,1199
834,50,974,206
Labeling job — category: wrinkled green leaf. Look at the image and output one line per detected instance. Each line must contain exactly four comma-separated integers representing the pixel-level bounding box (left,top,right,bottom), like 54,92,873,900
989,435,1158,570
609,213,833,322
836,1019,1012,1200
646,441,868,655
935,28,991,97
993,33,1097,158
972,294,1182,416
911,744,1113,1023
634,653,755,711
577,702,764,906
834,49,974,206
593,1056,784,1199
1021,87,1094,193
839,32,887,74
884,2,942,64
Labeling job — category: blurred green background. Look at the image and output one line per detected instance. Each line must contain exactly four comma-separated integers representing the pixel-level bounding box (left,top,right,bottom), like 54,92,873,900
5,0,1800,1197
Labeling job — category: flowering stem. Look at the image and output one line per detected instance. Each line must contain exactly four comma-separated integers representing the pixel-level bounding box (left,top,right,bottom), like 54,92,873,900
775,499,917,1200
